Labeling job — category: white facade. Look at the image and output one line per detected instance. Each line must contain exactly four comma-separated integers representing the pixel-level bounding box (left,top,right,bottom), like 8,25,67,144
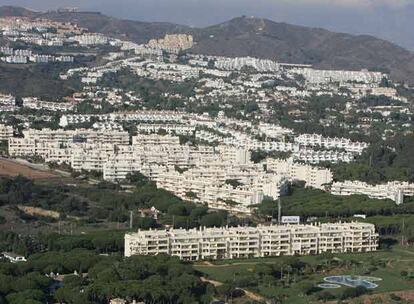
331,181,414,205
266,158,333,190
0,124,14,140
295,134,368,154
125,222,378,261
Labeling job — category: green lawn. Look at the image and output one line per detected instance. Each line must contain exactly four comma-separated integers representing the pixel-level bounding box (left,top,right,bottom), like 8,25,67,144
194,246,414,303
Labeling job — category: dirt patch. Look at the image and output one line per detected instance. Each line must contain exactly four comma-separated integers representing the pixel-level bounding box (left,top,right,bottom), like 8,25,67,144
17,205,60,219
201,277,270,304
327,290,414,304
359,290,414,304
0,159,57,179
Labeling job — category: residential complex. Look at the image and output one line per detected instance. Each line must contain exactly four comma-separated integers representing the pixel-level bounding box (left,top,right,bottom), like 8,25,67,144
0,13,411,219
8,126,335,213
331,181,414,205
125,222,378,261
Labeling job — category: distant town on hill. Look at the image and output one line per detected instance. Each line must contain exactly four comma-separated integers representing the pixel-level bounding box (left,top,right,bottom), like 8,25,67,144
1,6,414,84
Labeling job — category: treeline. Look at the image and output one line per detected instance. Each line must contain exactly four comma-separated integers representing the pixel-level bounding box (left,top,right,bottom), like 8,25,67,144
0,230,125,258
363,215,414,239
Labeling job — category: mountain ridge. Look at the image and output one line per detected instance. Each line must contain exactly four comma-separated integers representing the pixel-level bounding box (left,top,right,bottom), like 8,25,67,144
189,16,414,82
1,6,414,83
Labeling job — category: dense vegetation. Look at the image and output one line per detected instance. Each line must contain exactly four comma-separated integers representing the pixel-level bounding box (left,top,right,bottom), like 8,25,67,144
0,248,213,304
0,63,82,100
257,185,414,241
0,175,248,234
195,247,414,303
331,134,414,183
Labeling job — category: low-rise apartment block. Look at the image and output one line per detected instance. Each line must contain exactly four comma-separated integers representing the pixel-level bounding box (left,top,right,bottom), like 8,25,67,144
266,158,333,190
125,222,378,261
295,134,368,154
331,181,414,205
0,124,14,140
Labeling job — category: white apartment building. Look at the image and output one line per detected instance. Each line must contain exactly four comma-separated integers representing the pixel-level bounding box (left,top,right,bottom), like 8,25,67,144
0,124,14,140
73,34,108,46
8,129,129,164
212,56,281,73
2,55,27,64
18,128,129,146
22,97,74,112
0,94,15,106
266,158,333,190
331,181,414,205
293,150,354,164
8,138,36,156
7,128,338,214
257,123,293,140
125,222,378,261
370,87,398,98
156,166,272,214
295,134,368,154
132,134,180,146
295,68,384,84
136,124,195,135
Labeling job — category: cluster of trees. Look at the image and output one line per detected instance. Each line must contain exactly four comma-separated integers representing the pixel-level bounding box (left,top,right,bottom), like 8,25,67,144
317,286,369,302
250,150,290,163
256,184,414,220
201,253,379,303
0,231,42,257
0,173,251,233
360,94,402,107
73,173,249,230
0,251,214,304
0,176,89,217
96,68,196,113
0,229,125,261
0,266,51,304
331,134,414,183
0,176,33,205
0,61,83,100
364,215,414,241
43,231,125,254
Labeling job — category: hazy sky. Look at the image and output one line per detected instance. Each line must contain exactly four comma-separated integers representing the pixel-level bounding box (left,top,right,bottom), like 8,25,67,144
1,0,414,49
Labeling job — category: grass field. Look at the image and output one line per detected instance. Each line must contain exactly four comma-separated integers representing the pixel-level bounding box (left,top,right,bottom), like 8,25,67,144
194,246,414,303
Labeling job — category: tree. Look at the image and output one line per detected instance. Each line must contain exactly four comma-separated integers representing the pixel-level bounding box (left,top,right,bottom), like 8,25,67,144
6,289,46,304
341,286,368,300
200,213,225,227
125,172,149,187
245,101,259,113
317,291,335,301
225,179,243,189
251,150,267,163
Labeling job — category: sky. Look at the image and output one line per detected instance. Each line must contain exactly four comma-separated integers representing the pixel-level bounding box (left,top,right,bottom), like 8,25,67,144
1,0,414,50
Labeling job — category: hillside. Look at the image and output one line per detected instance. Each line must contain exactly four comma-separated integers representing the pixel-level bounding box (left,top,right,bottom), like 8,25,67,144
1,7,414,83
0,5,37,18
40,11,190,44
189,17,414,83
